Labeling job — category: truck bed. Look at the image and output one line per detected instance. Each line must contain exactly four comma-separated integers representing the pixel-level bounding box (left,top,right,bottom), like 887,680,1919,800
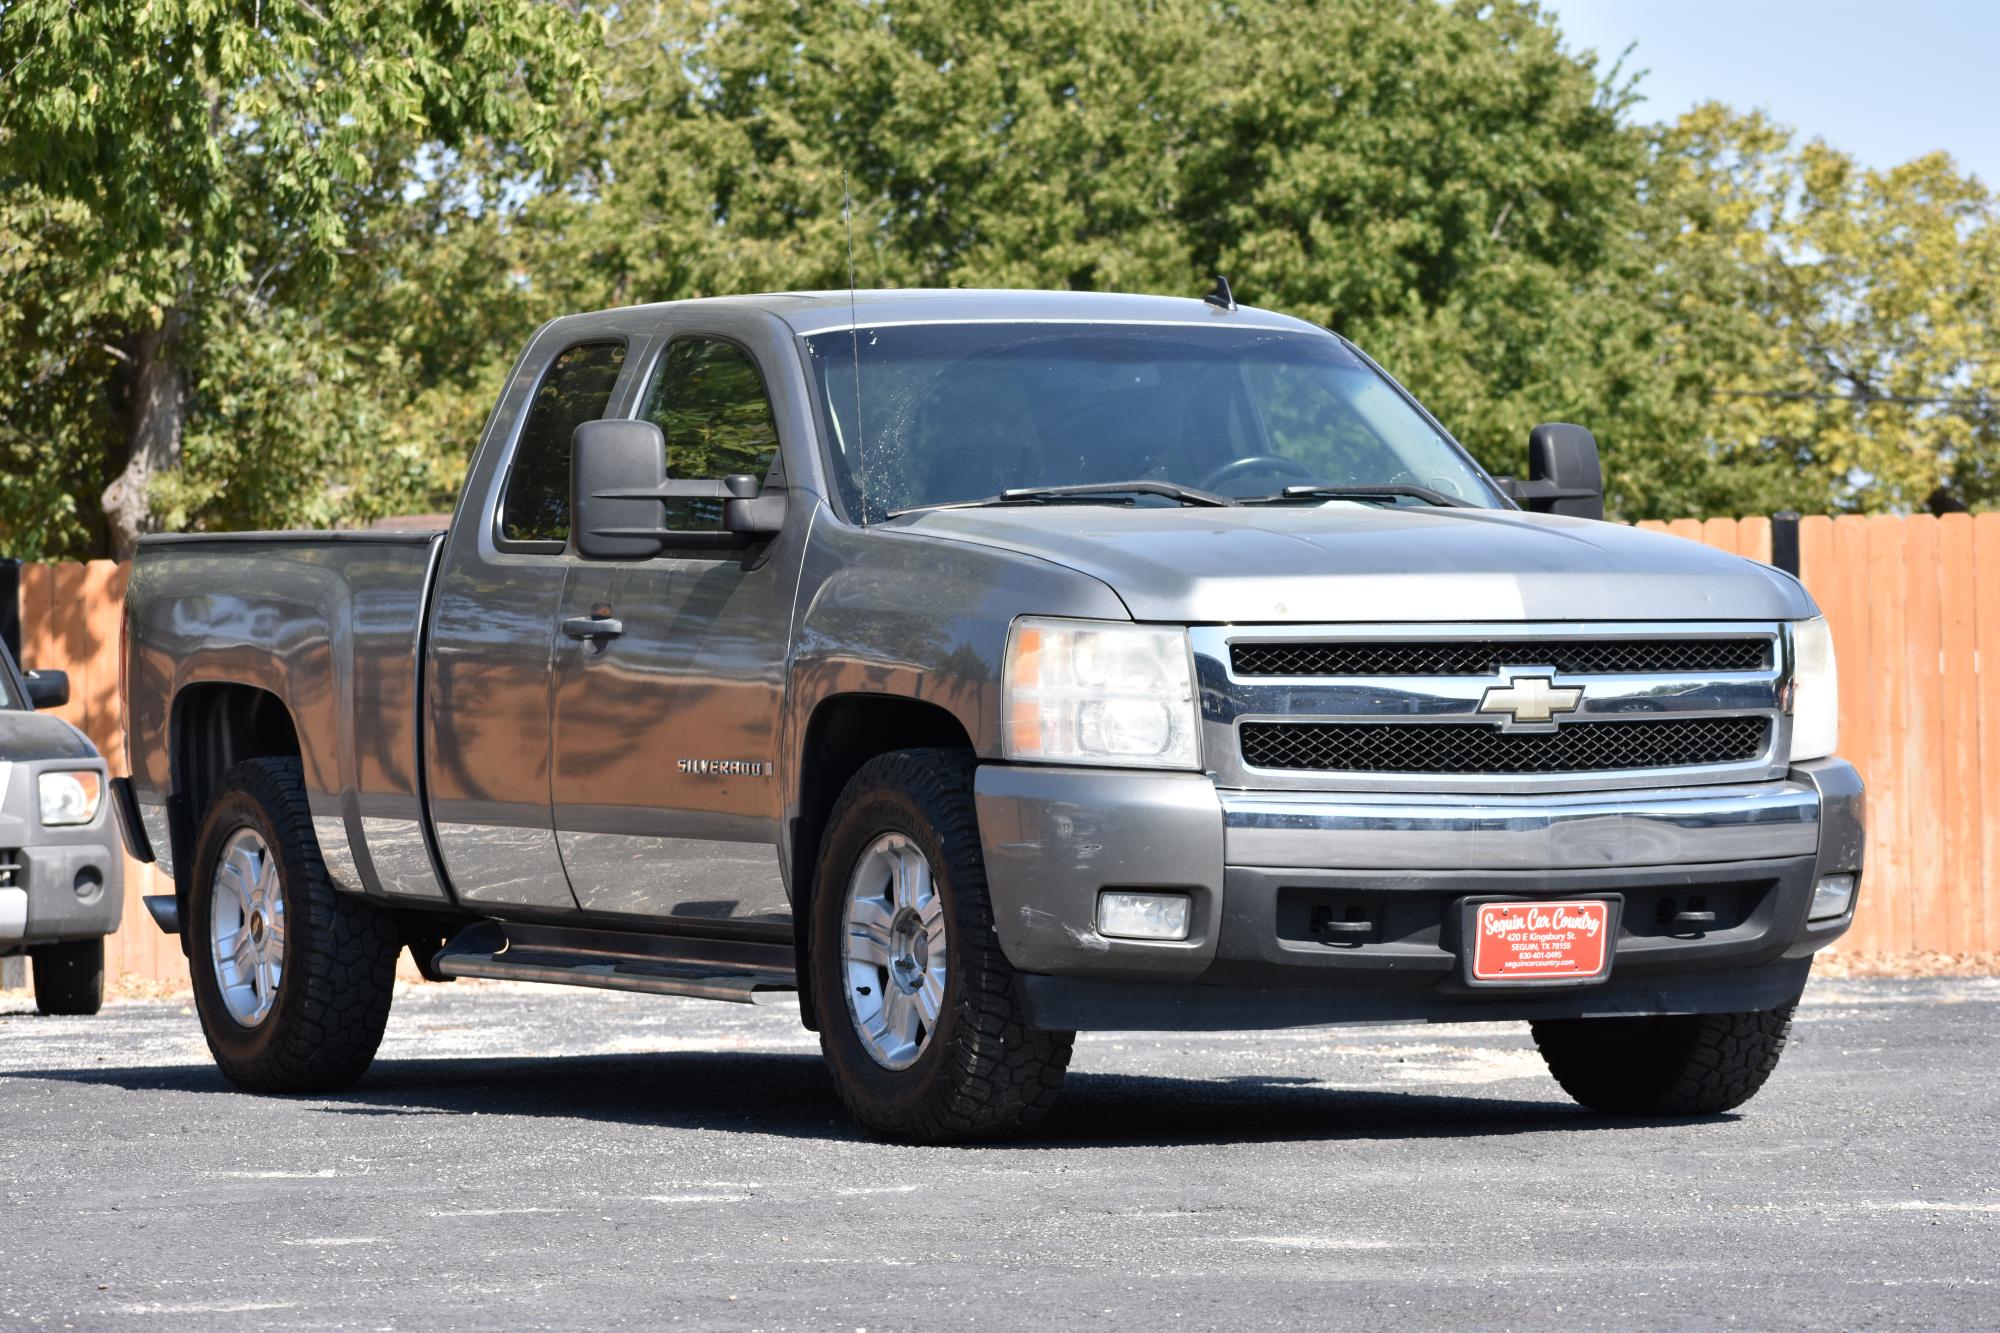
123,530,449,904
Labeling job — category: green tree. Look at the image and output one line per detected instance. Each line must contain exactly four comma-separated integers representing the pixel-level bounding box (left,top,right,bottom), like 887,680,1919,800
0,0,597,557
1646,105,2000,513
499,0,1737,516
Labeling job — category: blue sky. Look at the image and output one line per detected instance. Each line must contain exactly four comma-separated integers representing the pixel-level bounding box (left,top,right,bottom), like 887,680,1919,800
1546,1,2000,185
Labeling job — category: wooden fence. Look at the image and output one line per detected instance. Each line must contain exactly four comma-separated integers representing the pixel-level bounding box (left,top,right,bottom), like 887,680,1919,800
6,512,1998,990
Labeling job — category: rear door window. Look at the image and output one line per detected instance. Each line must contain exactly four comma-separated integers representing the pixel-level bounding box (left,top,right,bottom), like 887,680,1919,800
499,340,628,545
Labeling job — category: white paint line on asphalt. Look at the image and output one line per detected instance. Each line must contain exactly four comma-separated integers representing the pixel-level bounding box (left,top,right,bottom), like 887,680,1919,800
428,1206,572,1218
112,1302,298,1315
1227,1235,1401,1250
1859,1200,2000,1213
216,1169,339,1179
640,1193,753,1204
835,1185,922,1196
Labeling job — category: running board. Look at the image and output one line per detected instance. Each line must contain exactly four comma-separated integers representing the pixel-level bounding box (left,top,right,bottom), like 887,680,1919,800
430,920,797,1005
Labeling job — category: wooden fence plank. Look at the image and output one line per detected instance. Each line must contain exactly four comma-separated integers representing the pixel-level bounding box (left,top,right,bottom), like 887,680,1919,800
1865,516,1912,951
1737,516,1773,567
1936,516,1982,952
1898,517,1947,953
1975,515,2000,957
1699,516,1740,556
1810,517,1882,951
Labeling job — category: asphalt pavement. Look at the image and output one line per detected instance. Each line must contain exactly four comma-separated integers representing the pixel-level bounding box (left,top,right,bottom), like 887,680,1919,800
1,974,1994,1330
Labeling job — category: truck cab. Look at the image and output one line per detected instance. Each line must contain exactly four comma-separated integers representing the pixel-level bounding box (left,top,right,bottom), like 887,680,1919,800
118,290,1864,1140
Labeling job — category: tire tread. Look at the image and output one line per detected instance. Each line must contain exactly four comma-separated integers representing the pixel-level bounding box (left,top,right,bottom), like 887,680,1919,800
817,748,1072,1142
1532,1004,1795,1116
192,758,399,1093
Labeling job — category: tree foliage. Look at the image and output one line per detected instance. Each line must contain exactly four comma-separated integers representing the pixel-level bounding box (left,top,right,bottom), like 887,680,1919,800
0,0,598,555
0,0,1993,558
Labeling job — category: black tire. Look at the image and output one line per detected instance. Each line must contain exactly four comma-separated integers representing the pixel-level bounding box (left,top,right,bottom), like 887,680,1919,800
30,937,104,1016
811,748,1073,1143
1531,1003,1797,1116
187,757,400,1093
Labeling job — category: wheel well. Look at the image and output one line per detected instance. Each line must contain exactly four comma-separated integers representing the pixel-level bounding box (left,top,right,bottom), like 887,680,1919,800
171,683,302,840
790,694,975,1029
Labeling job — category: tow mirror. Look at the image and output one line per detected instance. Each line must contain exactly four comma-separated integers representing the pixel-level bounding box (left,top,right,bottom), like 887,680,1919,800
1497,423,1605,521
23,668,69,709
571,419,787,559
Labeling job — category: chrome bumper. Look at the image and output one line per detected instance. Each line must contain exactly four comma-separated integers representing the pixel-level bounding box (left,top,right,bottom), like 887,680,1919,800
1220,781,1821,871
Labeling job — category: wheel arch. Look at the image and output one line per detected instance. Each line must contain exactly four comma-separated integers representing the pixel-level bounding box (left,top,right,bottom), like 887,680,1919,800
787,692,975,1030
166,684,304,934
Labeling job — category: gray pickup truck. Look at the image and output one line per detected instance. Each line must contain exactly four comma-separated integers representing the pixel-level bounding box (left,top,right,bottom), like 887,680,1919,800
116,289,1864,1141
2,640,120,1015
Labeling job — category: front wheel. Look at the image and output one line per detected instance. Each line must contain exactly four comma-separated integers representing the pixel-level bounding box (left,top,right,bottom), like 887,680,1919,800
30,937,104,1016
1531,1003,1797,1116
187,757,400,1093
811,749,1073,1143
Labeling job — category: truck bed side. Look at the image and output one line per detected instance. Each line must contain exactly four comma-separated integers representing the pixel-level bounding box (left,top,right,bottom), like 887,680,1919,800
123,530,449,906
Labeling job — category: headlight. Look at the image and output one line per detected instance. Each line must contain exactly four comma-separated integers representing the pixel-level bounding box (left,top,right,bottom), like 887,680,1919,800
38,770,103,826
1004,617,1201,769
1788,616,1839,763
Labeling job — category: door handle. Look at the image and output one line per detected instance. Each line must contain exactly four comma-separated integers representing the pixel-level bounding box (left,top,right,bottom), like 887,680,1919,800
561,613,625,641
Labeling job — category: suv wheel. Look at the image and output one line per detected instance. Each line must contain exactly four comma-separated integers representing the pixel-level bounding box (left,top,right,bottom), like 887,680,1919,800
811,749,1073,1142
188,757,400,1093
1531,1003,1797,1116
29,937,104,1016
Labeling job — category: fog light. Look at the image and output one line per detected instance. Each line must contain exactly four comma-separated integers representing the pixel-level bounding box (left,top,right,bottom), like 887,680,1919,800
1809,873,1856,921
1097,891,1192,941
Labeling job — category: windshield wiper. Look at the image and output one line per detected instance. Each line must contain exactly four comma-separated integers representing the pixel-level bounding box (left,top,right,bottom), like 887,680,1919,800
1239,483,1473,509
889,480,1238,517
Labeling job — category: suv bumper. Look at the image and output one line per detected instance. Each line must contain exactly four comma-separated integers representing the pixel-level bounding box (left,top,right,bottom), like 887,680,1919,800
975,758,1864,1030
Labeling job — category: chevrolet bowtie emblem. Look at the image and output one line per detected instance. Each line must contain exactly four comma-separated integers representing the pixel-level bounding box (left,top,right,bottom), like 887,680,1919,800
1478,674,1583,725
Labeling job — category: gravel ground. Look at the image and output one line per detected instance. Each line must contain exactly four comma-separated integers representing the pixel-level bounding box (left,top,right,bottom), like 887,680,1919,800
1,974,1995,1330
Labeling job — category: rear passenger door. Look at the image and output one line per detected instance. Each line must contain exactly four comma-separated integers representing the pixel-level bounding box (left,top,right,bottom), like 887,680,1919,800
548,331,797,926
426,338,632,911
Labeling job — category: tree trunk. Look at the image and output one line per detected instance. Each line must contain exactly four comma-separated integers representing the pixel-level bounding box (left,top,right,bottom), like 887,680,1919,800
101,313,186,560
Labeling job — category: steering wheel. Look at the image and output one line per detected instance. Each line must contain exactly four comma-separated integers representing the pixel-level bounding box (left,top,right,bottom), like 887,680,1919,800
1197,454,1316,494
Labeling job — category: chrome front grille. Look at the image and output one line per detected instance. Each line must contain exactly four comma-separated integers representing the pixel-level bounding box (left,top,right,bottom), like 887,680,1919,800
1191,621,1791,794
1239,717,1772,774
1231,637,1771,677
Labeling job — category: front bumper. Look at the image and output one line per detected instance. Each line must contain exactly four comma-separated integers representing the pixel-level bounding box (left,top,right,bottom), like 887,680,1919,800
974,758,1864,1030
0,824,124,953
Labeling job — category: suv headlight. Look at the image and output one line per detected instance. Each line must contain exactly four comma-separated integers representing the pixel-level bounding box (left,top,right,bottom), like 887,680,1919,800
1788,616,1839,763
1003,618,1201,770
38,769,103,826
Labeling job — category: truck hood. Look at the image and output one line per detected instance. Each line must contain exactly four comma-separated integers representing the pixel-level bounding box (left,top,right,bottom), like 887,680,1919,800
891,503,1815,623
0,710,98,762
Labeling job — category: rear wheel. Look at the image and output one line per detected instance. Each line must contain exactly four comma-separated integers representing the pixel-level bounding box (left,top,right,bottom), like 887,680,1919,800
1531,1003,1797,1116
188,758,400,1093
29,937,104,1016
811,748,1073,1142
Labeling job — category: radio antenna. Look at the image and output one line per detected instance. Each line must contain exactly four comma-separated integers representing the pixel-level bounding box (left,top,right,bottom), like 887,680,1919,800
842,168,868,520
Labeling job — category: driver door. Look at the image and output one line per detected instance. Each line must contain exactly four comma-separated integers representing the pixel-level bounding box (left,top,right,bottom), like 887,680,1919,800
547,332,797,925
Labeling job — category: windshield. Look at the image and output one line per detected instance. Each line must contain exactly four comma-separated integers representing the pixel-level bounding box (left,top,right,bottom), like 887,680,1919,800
802,322,1497,522
0,645,17,710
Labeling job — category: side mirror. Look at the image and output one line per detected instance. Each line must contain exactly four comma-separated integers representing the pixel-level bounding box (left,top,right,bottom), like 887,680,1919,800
573,419,670,559
1498,423,1604,521
571,419,788,559
23,668,69,710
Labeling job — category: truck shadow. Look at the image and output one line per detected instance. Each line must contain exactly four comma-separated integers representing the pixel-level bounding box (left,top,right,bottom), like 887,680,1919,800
5,1049,1733,1146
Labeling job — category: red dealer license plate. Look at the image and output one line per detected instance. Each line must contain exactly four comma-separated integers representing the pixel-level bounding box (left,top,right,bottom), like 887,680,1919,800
1469,899,1613,983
